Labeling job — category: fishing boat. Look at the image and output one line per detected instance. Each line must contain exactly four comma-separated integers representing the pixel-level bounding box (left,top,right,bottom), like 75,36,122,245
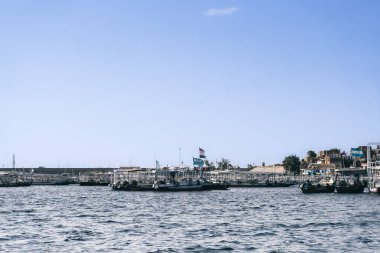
32,173,72,185
335,176,365,193
229,179,259,187
199,178,229,190
79,172,111,186
153,177,203,191
149,160,203,191
0,172,32,187
112,180,154,191
300,176,336,193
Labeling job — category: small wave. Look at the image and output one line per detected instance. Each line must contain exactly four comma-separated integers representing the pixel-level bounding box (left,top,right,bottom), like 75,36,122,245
183,244,234,252
118,228,131,233
148,248,177,253
11,209,35,213
243,246,257,250
254,232,277,236
357,236,374,244
98,220,120,224
76,214,95,218
277,222,346,229
305,222,345,228
216,222,230,226
64,229,99,241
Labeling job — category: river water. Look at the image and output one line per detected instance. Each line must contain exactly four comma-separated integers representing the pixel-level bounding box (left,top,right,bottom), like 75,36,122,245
0,185,379,252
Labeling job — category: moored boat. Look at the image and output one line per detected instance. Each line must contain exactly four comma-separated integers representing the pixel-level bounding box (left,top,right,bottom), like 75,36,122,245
153,178,203,191
199,178,229,190
368,181,380,194
335,177,365,193
0,172,32,187
112,180,153,191
300,176,336,193
79,171,111,186
0,181,32,187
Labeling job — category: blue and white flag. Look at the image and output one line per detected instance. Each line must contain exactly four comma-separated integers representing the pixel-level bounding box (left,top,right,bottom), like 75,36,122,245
351,148,364,157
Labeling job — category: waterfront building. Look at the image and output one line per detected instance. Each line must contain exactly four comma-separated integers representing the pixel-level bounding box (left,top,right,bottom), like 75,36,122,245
335,167,366,176
301,164,336,176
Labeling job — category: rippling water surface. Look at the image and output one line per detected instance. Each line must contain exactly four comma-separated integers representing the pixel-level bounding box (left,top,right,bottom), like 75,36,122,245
0,185,379,252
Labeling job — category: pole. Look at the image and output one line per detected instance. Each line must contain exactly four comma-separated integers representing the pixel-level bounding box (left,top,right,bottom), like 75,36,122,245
179,147,181,168
12,154,15,169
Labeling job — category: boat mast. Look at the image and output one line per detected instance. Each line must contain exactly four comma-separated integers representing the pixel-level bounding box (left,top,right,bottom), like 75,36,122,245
12,154,15,170
155,160,159,181
179,146,182,169
367,144,371,182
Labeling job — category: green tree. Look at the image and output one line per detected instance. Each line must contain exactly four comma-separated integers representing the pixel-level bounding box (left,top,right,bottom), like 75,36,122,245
307,150,317,158
343,157,354,168
328,148,340,154
247,163,256,169
204,160,215,170
218,158,231,170
283,155,301,175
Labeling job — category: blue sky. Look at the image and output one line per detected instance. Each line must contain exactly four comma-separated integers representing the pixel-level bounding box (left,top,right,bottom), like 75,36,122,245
1,0,379,168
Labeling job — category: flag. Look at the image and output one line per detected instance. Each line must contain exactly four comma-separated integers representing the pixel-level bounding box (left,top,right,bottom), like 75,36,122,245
199,147,206,158
351,148,364,157
193,157,204,167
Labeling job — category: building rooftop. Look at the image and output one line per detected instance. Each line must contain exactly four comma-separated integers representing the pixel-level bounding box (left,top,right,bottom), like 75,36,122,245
250,165,285,174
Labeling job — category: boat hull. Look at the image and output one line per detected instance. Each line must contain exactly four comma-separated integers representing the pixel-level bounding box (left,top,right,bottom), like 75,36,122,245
0,182,32,187
201,183,229,190
230,182,294,188
79,182,110,186
368,186,380,194
336,185,365,193
300,182,335,193
112,183,154,191
336,180,365,193
155,185,203,191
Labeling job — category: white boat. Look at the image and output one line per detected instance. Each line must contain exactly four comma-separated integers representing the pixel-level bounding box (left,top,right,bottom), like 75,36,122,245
366,143,380,194
367,161,380,194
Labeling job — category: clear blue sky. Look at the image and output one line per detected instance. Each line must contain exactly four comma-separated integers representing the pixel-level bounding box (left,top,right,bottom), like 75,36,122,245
1,0,379,168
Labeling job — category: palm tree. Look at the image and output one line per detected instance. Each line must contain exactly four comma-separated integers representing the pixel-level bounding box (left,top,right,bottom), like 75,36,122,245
247,163,256,169
218,158,231,170
204,160,215,170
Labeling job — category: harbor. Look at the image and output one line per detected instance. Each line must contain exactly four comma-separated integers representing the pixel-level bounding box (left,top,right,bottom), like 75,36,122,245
2,1,380,251
1,144,380,194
